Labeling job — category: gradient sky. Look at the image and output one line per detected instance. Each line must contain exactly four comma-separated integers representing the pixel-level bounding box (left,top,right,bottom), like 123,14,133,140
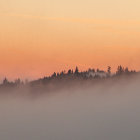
0,0,140,80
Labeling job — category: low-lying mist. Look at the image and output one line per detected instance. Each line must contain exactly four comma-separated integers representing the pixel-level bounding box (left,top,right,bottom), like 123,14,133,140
0,74,140,140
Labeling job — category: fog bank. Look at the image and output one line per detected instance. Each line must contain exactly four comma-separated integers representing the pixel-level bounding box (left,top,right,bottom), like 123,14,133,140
0,74,140,140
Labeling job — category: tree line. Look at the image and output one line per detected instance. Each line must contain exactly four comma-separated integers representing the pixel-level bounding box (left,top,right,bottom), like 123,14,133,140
0,65,137,88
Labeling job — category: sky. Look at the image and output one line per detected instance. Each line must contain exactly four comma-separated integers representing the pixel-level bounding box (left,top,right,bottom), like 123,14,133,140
0,0,140,80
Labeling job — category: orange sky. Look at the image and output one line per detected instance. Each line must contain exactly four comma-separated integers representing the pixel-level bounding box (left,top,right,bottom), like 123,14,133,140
0,0,140,80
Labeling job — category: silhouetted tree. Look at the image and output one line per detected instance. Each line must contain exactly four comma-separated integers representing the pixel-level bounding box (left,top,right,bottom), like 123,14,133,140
92,69,95,73
88,68,95,73
74,66,79,75
57,73,60,77
116,65,124,75
97,69,100,72
88,68,92,72
60,71,64,76
107,66,111,75
71,70,74,74
3,78,9,85
68,69,72,75
124,67,129,74
52,72,56,78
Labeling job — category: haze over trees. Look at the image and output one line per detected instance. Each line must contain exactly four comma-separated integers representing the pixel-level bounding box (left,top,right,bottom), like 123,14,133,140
0,65,138,94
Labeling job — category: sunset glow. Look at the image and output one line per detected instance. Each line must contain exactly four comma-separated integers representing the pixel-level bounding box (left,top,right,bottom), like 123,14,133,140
0,0,140,80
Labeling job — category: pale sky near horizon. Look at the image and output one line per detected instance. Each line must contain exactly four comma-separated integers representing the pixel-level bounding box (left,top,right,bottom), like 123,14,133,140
0,0,140,80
